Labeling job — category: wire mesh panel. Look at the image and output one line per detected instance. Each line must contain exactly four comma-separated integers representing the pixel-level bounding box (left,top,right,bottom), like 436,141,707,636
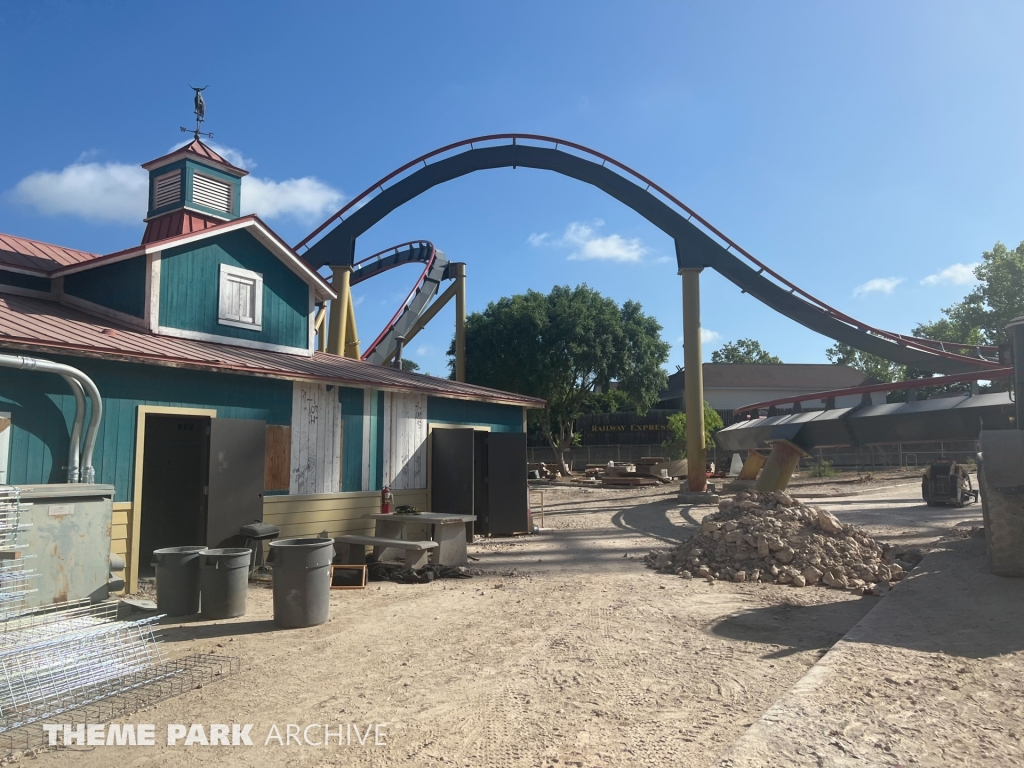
0,485,237,752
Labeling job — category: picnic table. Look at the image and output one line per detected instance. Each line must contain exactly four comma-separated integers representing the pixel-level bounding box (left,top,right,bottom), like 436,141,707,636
362,512,477,566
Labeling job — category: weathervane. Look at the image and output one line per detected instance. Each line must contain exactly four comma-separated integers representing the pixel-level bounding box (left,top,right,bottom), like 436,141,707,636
180,85,213,141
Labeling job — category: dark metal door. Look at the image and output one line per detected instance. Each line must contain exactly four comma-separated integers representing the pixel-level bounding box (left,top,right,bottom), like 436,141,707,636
431,428,475,516
486,433,529,535
207,418,266,548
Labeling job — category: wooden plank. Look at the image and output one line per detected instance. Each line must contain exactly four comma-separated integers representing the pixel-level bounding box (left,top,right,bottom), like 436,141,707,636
112,509,130,526
110,524,129,541
264,425,291,491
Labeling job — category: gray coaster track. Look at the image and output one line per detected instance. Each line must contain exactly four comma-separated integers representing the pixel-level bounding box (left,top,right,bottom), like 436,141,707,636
349,241,451,365
298,135,998,375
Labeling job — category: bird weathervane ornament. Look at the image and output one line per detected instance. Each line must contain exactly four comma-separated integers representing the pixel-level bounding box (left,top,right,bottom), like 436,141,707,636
180,85,213,141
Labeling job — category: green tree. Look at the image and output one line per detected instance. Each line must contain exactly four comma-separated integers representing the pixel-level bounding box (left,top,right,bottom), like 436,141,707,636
824,343,906,383
661,403,724,460
710,338,782,364
400,359,420,372
914,241,1024,345
448,285,670,475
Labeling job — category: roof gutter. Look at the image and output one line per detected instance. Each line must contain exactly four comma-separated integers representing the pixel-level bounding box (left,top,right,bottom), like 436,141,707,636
0,354,103,483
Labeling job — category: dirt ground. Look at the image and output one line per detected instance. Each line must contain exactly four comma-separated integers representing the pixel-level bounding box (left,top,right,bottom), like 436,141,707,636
27,482,996,768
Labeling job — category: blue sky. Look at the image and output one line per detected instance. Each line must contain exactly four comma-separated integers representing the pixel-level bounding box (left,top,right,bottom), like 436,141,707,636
2,2,1023,376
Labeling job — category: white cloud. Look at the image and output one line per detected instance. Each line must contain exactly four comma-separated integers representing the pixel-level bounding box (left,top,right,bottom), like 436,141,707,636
701,328,721,344
241,176,343,222
560,220,647,263
8,162,148,223
526,220,650,263
921,263,978,286
8,146,345,225
415,344,432,357
853,277,904,297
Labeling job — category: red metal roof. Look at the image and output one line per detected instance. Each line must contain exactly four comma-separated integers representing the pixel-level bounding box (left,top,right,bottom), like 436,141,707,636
3,216,335,300
0,293,544,408
0,232,103,275
142,210,223,244
141,139,249,176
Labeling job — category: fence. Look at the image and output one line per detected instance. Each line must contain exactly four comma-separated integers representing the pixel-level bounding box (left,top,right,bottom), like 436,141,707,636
528,440,979,473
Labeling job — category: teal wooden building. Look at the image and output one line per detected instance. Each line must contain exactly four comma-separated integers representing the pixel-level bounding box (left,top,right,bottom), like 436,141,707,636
0,139,541,591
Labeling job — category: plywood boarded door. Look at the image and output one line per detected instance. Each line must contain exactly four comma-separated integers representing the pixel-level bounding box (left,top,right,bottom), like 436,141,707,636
290,382,342,495
382,392,427,490
486,432,529,535
431,428,474,516
207,418,266,548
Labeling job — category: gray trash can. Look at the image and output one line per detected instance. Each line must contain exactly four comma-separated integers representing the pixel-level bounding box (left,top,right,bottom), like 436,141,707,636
153,546,207,616
978,430,1024,577
270,537,335,628
199,548,251,619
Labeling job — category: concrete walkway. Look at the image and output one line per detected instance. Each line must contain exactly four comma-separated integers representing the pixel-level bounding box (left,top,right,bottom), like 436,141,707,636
715,531,1024,767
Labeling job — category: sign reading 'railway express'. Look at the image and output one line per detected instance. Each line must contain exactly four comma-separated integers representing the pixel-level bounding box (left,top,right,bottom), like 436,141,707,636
576,410,677,445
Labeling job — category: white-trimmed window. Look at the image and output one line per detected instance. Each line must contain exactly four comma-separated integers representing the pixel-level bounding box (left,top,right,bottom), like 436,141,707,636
218,264,263,331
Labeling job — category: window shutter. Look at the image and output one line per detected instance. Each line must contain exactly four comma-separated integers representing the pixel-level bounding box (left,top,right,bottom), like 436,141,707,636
152,170,182,209
192,173,233,214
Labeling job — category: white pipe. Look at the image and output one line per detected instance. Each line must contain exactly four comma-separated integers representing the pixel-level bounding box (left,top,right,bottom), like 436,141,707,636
59,375,85,483
0,354,103,484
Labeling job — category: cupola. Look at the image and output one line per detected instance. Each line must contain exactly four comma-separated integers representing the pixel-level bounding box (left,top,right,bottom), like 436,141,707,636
139,139,248,244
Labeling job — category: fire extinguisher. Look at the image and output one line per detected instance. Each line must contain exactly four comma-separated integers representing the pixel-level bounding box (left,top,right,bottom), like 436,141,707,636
381,483,393,515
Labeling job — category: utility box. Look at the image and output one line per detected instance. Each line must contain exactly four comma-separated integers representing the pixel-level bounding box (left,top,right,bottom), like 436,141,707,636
978,431,1024,577
17,484,116,607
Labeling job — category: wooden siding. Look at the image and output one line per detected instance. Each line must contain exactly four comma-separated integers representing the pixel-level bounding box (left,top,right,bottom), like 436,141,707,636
338,386,363,492
109,501,131,594
427,396,524,433
159,229,309,350
289,382,341,495
264,425,291,491
0,356,291,502
382,392,427,490
263,488,428,545
63,256,147,318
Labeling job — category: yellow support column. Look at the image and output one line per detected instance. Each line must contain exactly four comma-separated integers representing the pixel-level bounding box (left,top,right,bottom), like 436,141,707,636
681,268,707,494
327,265,352,356
344,284,361,359
754,440,809,492
452,262,467,382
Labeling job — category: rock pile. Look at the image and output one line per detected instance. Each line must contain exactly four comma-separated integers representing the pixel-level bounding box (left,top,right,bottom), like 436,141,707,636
645,490,921,594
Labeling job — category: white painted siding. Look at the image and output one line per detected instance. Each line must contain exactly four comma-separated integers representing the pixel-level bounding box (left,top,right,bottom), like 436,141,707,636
289,382,342,495
705,387,885,411
382,392,427,490
361,389,374,491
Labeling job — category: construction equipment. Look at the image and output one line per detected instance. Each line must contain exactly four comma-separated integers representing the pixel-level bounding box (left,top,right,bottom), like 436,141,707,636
921,459,978,507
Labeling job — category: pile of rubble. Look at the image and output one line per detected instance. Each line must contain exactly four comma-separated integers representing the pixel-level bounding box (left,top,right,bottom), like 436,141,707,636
645,490,922,594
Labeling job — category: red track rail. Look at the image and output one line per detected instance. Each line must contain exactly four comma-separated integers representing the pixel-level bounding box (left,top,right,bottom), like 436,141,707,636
295,134,998,367
734,367,1012,414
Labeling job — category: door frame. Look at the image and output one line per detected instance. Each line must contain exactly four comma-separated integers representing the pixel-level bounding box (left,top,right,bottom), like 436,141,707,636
129,406,216,592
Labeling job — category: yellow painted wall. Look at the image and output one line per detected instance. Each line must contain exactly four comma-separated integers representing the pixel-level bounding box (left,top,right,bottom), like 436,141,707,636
263,489,429,538
110,502,131,595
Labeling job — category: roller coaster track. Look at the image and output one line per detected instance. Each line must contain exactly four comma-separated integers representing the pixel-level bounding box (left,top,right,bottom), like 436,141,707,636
297,134,999,374
344,240,451,364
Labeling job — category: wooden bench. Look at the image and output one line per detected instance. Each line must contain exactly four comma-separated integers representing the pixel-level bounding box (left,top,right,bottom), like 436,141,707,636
333,535,438,569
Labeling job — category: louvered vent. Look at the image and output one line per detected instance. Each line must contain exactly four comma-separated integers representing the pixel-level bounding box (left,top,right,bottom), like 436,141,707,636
192,173,233,214
152,170,182,209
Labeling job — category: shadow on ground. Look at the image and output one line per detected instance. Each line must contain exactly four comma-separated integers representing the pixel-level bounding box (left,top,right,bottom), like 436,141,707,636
711,536,1024,661
709,598,876,658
